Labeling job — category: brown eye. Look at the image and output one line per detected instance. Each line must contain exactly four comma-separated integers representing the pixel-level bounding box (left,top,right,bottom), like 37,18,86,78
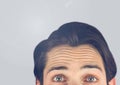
84,75,98,83
53,74,66,82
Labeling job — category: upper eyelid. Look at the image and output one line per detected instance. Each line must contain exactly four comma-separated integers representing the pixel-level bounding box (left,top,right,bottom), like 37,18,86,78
48,69,102,75
52,73,67,78
48,69,101,76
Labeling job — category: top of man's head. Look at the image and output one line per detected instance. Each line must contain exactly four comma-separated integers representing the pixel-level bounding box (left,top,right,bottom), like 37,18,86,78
34,22,117,85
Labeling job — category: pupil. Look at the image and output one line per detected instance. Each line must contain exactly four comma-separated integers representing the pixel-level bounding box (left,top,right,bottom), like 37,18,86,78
56,76,62,81
88,77,94,81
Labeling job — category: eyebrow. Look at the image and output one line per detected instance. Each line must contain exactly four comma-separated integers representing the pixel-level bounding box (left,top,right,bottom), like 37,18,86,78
81,65,102,72
47,66,68,73
47,65,102,74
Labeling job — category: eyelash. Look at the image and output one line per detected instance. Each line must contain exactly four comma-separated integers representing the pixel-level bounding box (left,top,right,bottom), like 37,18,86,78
83,74,99,83
52,74,99,83
52,74,66,82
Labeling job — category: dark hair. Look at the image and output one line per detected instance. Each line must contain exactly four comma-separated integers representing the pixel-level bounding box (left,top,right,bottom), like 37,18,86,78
33,22,117,84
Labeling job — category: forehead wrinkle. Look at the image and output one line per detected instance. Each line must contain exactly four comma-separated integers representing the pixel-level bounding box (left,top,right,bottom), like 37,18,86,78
47,55,98,63
47,45,101,59
47,59,102,69
47,50,99,58
47,57,74,63
47,50,101,63
47,44,95,51
46,44,104,69
46,55,102,70
45,61,70,70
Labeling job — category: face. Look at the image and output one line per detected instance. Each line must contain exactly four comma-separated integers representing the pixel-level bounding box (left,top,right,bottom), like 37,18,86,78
43,44,107,85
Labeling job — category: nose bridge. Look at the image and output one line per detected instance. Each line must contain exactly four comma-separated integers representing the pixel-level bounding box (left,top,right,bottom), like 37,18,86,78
68,79,82,85
68,74,82,85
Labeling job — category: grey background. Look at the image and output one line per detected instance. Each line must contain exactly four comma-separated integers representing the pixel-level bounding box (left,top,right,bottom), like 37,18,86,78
0,0,119,85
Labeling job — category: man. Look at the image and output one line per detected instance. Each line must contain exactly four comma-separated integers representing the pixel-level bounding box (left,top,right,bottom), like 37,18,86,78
33,22,117,85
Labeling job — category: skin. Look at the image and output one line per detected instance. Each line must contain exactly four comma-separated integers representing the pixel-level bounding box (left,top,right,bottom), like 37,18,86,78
36,44,116,85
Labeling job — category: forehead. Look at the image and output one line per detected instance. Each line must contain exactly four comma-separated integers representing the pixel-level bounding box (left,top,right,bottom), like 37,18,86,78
44,44,106,77
46,44,103,64
47,44,99,53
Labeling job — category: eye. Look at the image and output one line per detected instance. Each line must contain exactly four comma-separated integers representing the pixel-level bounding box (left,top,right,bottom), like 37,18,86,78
53,74,66,82
84,75,98,83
